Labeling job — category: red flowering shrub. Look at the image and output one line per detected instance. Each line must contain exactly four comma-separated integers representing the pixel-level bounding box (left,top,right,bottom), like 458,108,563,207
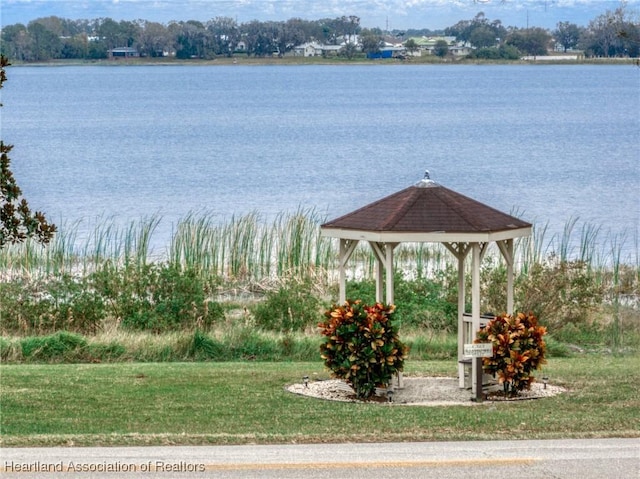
319,300,408,400
476,312,547,396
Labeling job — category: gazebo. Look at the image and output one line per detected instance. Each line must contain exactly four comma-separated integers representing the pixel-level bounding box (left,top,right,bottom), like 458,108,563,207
320,172,532,395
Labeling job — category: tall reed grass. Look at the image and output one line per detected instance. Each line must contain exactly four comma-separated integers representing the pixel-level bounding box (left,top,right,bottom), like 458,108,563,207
1,211,637,304
168,208,335,283
0,216,161,279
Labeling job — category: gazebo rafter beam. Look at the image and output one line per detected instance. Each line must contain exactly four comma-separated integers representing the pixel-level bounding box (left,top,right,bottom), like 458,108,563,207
443,241,471,260
496,239,513,264
479,241,489,261
338,239,359,303
339,238,359,268
497,239,515,314
370,241,385,263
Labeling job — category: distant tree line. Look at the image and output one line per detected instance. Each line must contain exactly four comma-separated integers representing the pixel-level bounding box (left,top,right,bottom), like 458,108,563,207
0,15,364,61
1,4,638,62
445,6,639,58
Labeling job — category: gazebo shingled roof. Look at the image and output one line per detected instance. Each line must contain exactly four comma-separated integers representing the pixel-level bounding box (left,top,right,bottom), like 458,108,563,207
321,179,531,234
320,173,533,396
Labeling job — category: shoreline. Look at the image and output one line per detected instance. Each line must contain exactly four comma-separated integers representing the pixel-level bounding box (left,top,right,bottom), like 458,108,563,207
8,56,639,67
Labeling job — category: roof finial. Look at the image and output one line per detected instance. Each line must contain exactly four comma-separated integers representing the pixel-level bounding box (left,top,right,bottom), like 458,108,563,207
415,169,437,188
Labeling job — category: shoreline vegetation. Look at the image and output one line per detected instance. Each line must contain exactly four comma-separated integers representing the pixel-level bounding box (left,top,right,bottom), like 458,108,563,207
8,55,640,67
1,211,638,364
1,214,638,446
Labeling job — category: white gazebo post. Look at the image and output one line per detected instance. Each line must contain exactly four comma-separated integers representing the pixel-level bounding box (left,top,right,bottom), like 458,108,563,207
370,242,398,304
371,242,385,303
469,242,491,397
471,242,482,396
385,243,397,304
370,241,401,387
443,242,471,388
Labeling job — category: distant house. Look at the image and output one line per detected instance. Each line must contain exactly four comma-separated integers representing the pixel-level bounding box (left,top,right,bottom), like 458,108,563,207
407,36,471,57
292,42,322,57
108,47,139,59
449,43,472,57
291,42,343,57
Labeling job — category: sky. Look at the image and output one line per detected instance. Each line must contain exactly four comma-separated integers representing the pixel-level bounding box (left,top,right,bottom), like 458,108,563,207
1,0,638,31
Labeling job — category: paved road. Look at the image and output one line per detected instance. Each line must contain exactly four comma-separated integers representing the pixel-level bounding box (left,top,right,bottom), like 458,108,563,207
1,438,638,478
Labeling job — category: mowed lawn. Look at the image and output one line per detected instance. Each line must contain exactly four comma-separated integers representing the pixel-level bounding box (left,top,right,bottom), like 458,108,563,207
1,357,639,446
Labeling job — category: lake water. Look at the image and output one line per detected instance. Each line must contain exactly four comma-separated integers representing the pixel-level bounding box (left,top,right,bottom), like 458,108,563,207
2,64,639,261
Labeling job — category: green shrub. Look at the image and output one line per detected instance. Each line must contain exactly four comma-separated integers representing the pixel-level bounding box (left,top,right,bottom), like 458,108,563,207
405,333,457,360
481,261,508,314
0,275,104,335
345,279,376,304
277,333,321,361
252,278,323,332
516,260,604,332
319,300,408,399
393,271,458,330
476,312,547,396
468,45,521,60
92,262,224,333
346,271,458,331
224,326,280,359
544,336,572,357
0,279,41,333
0,336,12,360
20,331,87,361
0,262,227,335
190,330,225,360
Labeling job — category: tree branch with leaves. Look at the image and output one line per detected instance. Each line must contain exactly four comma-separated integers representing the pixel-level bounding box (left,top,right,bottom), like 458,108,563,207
1,54,56,248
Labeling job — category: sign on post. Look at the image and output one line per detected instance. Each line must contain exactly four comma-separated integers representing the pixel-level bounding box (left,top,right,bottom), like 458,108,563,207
463,343,493,358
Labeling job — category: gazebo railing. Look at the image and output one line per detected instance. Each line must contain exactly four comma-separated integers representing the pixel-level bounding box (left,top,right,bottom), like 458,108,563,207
459,313,496,389
461,313,494,346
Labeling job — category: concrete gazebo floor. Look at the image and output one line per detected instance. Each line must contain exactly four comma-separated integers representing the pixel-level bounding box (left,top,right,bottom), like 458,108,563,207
287,376,566,406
